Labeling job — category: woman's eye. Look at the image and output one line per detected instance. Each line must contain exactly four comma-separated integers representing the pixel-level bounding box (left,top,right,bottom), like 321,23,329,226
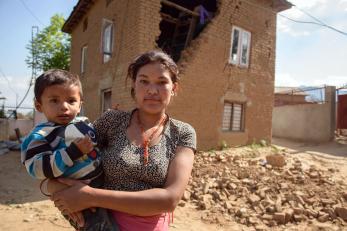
50,99,58,103
139,79,148,84
69,99,77,104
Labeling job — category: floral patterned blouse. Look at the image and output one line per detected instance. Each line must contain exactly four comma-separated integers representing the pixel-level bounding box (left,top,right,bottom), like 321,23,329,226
93,109,196,191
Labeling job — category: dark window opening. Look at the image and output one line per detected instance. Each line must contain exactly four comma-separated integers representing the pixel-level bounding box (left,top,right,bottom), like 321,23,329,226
83,18,88,32
156,0,218,62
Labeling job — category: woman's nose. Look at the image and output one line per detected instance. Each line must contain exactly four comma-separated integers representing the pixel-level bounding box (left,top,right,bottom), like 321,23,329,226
147,84,158,94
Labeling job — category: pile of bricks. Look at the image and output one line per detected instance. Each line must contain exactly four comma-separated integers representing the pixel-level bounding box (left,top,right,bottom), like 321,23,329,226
180,147,347,230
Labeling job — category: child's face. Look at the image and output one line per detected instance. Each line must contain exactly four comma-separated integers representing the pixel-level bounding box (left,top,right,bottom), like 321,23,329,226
35,84,82,125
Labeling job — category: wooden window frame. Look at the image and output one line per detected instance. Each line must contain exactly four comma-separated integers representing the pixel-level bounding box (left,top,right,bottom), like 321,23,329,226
101,88,112,114
222,102,245,132
81,45,87,74
229,26,251,68
101,19,114,63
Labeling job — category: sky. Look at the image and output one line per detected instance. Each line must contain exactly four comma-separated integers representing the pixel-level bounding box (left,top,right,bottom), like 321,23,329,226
0,0,346,112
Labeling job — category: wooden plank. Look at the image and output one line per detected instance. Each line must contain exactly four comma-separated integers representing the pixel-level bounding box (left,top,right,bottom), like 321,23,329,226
161,0,199,17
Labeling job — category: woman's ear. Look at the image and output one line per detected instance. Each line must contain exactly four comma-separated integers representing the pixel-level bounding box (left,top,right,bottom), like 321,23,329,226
172,83,178,94
34,100,42,112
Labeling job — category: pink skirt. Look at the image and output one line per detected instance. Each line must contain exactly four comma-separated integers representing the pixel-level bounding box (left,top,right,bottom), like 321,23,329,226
112,211,170,231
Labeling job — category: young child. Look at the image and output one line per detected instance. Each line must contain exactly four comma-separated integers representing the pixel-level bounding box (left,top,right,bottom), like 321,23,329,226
21,69,118,231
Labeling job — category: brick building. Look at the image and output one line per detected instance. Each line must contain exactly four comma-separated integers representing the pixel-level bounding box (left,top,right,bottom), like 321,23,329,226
63,0,291,150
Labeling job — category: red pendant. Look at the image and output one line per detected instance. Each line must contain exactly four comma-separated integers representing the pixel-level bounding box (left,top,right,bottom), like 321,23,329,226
144,145,149,165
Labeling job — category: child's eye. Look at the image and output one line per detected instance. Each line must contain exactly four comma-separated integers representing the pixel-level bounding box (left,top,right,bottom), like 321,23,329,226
68,99,77,104
50,99,58,103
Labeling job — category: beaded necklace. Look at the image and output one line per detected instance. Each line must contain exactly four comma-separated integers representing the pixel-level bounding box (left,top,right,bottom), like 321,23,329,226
137,111,167,165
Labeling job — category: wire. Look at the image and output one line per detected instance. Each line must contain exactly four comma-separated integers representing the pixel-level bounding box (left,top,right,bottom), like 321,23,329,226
237,0,347,37
6,81,33,119
0,67,17,95
18,0,45,27
292,4,347,36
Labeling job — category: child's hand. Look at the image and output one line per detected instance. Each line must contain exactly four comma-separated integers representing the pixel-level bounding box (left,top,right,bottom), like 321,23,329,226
68,211,85,227
73,135,94,154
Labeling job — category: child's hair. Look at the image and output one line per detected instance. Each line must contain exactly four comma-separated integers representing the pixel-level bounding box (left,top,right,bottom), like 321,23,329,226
34,69,83,102
126,50,179,98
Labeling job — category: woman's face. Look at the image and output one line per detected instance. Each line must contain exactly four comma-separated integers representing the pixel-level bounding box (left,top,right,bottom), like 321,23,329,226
133,62,177,115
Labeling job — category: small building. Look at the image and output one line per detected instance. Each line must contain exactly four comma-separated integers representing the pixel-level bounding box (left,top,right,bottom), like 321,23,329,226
63,0,292,150
274,87,309,106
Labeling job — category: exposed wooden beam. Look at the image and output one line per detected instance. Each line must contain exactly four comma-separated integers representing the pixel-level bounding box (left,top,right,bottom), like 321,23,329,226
161,0,199,17
160,12,178,24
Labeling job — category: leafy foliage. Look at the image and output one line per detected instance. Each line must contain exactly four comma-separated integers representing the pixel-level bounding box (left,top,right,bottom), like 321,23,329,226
26,14,70,71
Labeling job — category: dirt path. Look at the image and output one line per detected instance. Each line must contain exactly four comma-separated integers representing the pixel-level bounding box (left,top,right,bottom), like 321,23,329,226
0,137,346,231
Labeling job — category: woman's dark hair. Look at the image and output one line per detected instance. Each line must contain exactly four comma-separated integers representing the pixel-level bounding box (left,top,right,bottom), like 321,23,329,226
126,50,179,98
34,69,82,102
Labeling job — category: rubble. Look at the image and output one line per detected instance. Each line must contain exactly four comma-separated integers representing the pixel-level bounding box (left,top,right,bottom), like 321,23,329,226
183,146,347,229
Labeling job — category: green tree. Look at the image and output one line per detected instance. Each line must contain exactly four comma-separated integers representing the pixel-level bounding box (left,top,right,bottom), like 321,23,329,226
26,14,71,71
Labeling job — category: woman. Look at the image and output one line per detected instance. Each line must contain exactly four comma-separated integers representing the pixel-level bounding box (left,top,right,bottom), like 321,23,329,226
52,50,196,231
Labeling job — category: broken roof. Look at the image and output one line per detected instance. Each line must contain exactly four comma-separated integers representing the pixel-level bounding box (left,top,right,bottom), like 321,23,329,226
62,0,293,34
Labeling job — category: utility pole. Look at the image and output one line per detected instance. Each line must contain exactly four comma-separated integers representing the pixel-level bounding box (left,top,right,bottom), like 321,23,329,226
31,26,39,125
31,26,39,83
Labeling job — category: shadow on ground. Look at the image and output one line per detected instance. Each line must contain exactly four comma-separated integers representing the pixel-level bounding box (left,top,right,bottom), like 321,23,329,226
272,136,347,158
0,151,46,205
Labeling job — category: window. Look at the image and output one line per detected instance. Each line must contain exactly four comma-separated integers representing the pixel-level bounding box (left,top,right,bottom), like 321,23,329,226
101,89,112,113
229,26,251,67
102,20,114,63
222,102,245,131
81,46,87,74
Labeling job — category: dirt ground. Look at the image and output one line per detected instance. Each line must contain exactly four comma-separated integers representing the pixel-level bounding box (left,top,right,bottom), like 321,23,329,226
0,137,346,231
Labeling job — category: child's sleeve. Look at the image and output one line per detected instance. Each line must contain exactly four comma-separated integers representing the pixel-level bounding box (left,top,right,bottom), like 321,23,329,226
21,132,85,180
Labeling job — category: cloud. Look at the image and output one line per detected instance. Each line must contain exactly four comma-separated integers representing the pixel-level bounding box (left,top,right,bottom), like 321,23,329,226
313,76,347,87
278,0,346,37
275,73,302,87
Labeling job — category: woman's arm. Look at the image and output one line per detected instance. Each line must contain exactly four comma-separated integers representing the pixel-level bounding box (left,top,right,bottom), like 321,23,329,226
52,146,194,216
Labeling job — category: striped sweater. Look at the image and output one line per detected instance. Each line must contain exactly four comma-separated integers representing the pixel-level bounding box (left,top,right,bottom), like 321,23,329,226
21,120,101,180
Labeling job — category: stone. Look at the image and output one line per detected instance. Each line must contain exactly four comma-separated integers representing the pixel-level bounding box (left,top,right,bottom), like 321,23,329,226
261,214,273,221
305,209,318,218
317,213,330,222
275,196,282,212
266,154,285,167
273,212,286,224
294,207,304,215
321,198,335,206
236,208,248,218
343,192,347,201
335,207,347,221
284,209,294,223
255,225,267,231
247,194,261,205
178,201,186,207
293,214,303,222
182,191,191,201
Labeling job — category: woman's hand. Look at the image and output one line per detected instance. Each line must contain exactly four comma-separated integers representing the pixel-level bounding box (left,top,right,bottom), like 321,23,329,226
51,178,94,213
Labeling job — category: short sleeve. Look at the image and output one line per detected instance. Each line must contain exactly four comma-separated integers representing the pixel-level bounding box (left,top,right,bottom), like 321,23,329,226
177,123,197,153
93,110,122,149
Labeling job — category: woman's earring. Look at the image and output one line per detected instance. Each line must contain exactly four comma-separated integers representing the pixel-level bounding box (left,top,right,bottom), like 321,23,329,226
171,92,175,96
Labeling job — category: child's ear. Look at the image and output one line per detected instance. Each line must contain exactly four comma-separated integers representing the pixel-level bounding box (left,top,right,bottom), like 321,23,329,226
34,100,42,112
78,101,83,113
